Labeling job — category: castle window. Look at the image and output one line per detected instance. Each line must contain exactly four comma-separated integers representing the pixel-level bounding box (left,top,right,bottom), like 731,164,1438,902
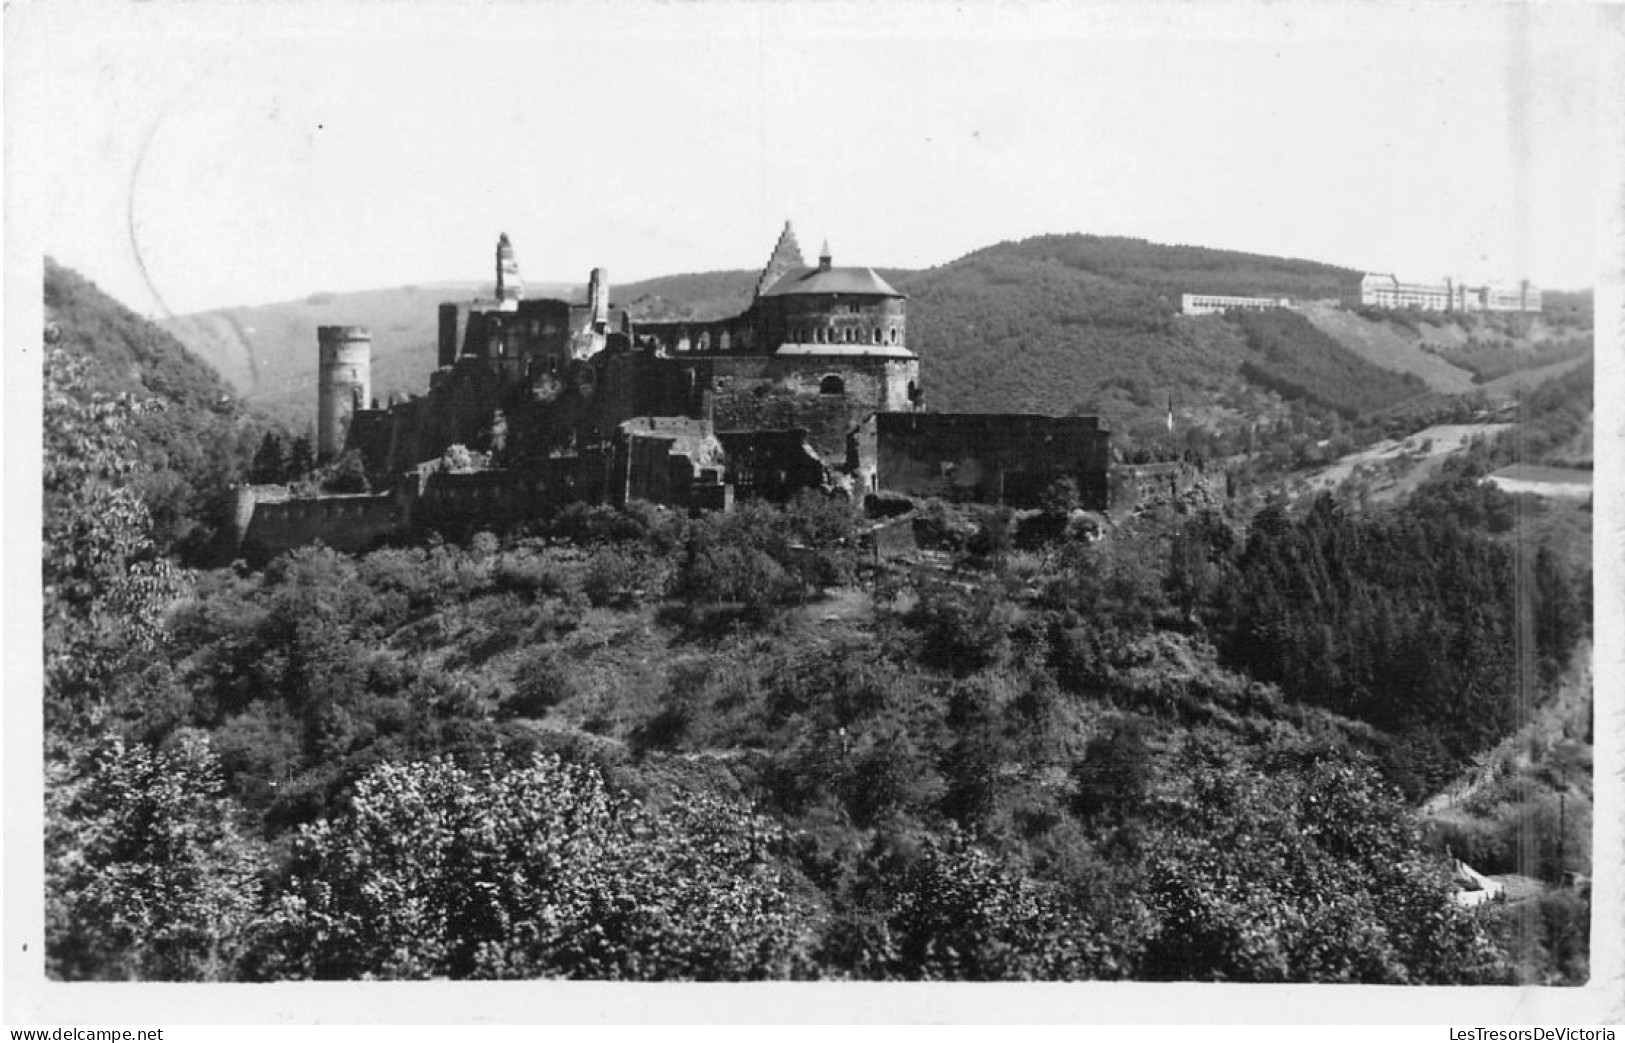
698,332,710,351
873,328,882,344
889,327,899,344
820,374,846,395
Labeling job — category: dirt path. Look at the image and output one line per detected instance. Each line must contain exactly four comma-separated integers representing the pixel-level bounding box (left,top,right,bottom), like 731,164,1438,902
1292,422,1513,501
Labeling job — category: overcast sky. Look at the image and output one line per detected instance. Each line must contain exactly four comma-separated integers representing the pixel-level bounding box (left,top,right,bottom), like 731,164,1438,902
7,0,1618,316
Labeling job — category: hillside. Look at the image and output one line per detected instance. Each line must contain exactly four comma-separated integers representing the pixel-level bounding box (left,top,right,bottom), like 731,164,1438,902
1295,302,1478,394
44,259,272,548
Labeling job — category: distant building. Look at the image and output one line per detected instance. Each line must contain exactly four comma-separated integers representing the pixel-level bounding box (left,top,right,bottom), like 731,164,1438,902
1180,293,1291,317
1360,272,1540,313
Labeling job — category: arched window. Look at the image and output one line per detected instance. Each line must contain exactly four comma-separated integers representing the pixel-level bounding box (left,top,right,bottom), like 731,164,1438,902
889,327,899,344
697,332,710,352
873,327,882,344
820,374,846,395
719,331,731,352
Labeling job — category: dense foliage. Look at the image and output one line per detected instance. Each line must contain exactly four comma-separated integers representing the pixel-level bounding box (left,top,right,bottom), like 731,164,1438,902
46,260,271,556
1228,309,1431,418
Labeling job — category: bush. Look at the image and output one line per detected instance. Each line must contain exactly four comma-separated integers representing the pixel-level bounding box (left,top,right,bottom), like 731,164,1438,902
500,651,580,720
582,548,639,609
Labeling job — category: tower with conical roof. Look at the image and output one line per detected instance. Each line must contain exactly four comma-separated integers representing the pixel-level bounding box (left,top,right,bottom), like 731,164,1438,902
754,221,807,298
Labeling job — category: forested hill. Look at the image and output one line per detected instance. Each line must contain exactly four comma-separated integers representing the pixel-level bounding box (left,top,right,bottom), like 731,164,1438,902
45,259,270,550
952,234,1361,301
47,258,238,411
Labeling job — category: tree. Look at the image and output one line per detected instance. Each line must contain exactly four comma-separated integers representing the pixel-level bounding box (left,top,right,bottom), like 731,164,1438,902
1135,741,1510,983
832,830,1110,980
258,755,822,980
286,435,316,480
45,734,264,980
42,346,185,738
249,432,288,484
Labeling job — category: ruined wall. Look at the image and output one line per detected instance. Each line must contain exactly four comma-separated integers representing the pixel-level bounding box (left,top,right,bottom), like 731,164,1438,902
239,491,404,563
871,413,1111,509
634,314,759,355
411,454,614,535
716,430,827,501
704,354,918,460
615,417,727,508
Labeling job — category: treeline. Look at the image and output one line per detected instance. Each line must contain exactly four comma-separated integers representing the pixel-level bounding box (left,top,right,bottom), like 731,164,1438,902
1229,309,1431,418
1428,339,1591,385
1221,490,1584,794
957,234,1360,301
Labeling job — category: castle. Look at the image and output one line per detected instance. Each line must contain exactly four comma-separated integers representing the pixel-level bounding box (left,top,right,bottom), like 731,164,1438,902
231,224,1118,561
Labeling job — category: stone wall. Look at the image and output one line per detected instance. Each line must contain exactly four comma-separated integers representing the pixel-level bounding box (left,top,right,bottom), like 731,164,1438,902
704,354,918,460
715,430,827,502
868,413,1112,509
238,489,404,563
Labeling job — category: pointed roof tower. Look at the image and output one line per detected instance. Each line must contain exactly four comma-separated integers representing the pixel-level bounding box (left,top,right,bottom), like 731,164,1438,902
754,221,807,299
818,238,832,271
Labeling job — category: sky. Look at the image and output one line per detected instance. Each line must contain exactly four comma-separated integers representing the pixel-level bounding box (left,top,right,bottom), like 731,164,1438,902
7,0,1620,318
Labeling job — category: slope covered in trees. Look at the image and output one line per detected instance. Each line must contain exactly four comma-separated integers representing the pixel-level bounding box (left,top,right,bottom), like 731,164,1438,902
45,260,272,553
47,490,1570,983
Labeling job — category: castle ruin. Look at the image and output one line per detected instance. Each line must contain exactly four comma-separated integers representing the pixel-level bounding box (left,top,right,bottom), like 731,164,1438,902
230,223,1116,561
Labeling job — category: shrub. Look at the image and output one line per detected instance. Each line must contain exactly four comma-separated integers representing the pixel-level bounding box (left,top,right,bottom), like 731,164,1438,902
499,651,580,720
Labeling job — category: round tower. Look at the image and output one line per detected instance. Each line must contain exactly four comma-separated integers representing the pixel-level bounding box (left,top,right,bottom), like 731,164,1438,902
317,325,372,460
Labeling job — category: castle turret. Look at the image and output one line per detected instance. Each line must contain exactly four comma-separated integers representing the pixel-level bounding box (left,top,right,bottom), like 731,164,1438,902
496,232,522,311
819,239,832,272
317,325,372,460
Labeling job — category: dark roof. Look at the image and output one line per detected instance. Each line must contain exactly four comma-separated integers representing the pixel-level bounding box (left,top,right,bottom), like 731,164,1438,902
760,266,904,298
